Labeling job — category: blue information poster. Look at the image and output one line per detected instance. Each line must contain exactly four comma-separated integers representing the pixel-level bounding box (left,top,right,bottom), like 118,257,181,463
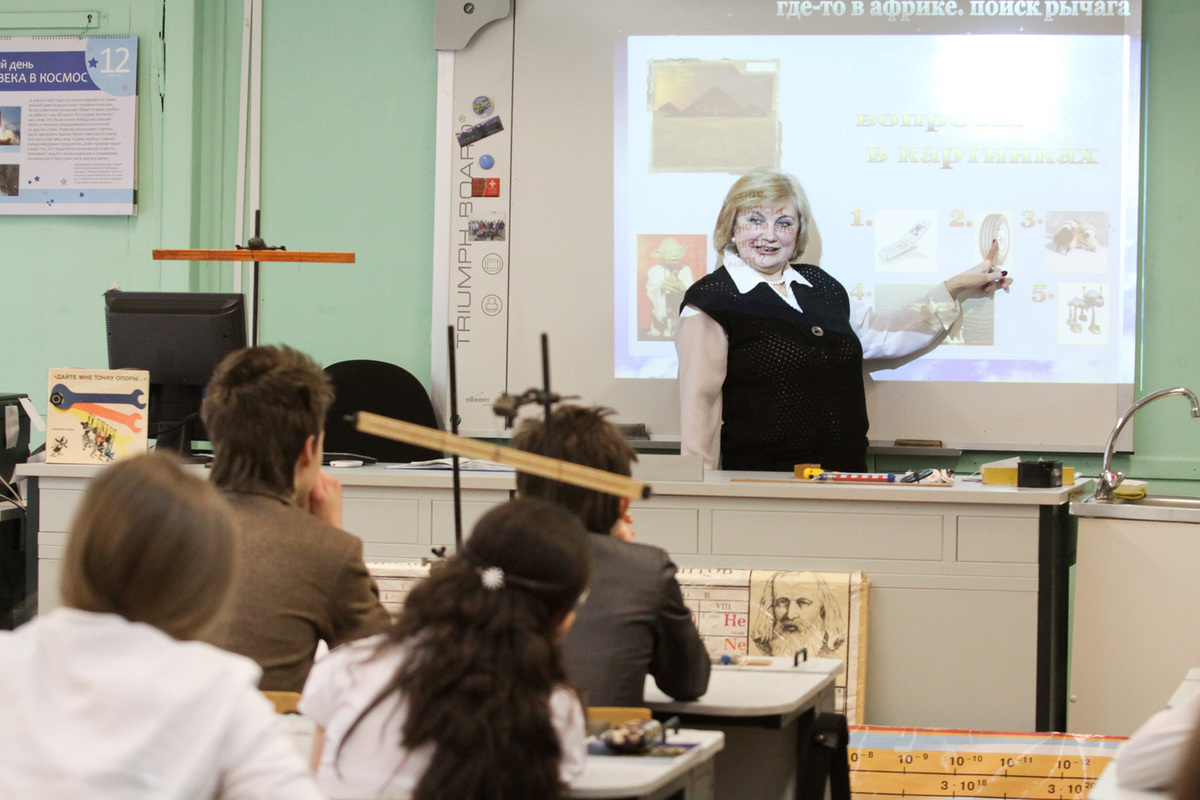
0,36,138,215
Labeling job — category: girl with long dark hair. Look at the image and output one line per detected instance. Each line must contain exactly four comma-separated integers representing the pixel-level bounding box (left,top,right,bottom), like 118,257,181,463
300,496,594,799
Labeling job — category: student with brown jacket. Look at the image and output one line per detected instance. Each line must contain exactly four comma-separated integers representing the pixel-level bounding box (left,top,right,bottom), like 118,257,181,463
201,344,391,692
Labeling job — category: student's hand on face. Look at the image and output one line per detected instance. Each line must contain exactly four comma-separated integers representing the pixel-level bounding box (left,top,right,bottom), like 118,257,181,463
303,471,344,529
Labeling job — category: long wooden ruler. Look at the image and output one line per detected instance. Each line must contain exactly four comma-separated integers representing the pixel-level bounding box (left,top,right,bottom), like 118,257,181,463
354,411,650,501
849,727,1123,800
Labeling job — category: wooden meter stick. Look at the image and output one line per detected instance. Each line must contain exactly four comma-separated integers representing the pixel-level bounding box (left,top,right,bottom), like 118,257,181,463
354,410,651,501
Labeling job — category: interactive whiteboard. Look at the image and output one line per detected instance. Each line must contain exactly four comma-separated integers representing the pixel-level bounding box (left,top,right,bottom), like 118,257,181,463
434,0,1141,452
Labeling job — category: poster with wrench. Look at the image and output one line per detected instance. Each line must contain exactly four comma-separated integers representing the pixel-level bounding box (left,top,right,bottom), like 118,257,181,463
46,368,148,464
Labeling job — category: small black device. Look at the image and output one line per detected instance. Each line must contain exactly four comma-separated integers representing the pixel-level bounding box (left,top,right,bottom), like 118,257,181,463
1017,460,1063,488
899,468,935,484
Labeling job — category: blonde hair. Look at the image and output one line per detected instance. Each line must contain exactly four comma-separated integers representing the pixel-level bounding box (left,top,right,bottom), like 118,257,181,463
712,167,815,262
61,453,236,640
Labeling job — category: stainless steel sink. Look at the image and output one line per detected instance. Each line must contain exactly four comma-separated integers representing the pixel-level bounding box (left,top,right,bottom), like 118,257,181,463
1131,495,1200,509
1071,493,1200,524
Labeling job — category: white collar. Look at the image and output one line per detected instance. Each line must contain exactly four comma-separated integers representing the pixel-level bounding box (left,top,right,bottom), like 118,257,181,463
723,251,811,295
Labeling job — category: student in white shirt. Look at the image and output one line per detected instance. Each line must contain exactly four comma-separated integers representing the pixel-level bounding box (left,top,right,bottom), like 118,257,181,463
0,453,322,800
301,497,592,800
1118,689,1200,790
1176,720,1200,800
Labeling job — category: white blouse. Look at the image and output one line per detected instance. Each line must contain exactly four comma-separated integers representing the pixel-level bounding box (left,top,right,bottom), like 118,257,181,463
0,608,322,800
677,255,963,468
301,634,588,799
1117,689,1200,790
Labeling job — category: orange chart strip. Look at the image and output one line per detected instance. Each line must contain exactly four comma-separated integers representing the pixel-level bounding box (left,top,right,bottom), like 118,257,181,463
849,749,1112,800
153,249,355,263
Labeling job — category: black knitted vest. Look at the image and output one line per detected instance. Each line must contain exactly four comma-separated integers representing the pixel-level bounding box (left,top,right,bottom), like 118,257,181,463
681,265,869,472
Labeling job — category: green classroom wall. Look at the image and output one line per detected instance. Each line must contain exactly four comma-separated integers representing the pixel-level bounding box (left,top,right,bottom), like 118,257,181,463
5,0,1200,489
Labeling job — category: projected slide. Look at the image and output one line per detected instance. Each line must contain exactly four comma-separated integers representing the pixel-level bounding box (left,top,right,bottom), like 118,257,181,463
614,33,1139,385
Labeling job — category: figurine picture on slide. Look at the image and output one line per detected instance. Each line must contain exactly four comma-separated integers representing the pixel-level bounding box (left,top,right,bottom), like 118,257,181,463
749,570,849,660
1044,211,1109,275
638,234,704,340
1057,281,1110,345
648,58,780,173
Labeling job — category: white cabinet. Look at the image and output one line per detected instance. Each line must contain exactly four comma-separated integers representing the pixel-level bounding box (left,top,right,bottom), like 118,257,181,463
1069,516,1200,735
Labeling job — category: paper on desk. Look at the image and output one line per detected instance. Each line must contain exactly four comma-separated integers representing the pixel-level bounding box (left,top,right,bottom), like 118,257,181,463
713,656,844,675
4,406,16,446
18,396,45,432
386,458,513,472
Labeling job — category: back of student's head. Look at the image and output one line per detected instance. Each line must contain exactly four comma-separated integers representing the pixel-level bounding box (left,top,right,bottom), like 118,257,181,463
201,345,333,493
60,453,235,641
510,405,637,533
346,497,592,800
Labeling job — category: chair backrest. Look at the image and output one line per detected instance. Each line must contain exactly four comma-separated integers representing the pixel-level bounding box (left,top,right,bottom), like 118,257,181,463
586,706,653,727
323,360,443,463
262,690,302,714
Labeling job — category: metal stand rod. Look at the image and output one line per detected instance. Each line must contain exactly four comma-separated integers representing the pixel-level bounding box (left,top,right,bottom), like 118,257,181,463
250,209,262,346
540,333,556,503
448,325,463,550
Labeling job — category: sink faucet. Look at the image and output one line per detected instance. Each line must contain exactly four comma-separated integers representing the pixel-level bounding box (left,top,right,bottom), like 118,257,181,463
1094,387,1200,501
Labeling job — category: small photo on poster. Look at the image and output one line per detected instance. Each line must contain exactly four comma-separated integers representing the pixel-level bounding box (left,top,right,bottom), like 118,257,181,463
0,164,18,197
0,106,20,148
467,213,506,242
636,233,706,341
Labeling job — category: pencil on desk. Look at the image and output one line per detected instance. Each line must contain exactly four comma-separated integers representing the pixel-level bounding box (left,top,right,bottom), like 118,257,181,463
711,655,771,666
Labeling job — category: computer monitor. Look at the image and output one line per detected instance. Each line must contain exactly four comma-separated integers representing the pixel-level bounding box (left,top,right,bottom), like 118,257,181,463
104,290,247,458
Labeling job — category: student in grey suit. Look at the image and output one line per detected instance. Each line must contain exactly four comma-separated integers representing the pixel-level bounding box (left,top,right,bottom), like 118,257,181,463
512,405,710,707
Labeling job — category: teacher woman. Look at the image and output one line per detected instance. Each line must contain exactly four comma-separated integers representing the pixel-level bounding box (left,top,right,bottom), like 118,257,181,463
677,167,1011,473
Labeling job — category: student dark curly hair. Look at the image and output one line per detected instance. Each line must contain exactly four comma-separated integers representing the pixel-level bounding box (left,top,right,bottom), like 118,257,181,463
299,496,594,800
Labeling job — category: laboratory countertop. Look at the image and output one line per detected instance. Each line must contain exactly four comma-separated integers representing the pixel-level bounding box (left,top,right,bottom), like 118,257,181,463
15,461,1092,506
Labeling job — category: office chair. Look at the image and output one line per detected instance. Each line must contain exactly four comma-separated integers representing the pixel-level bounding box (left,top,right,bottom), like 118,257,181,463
323,359,443,463
585,706,653,737
586,707,652,727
